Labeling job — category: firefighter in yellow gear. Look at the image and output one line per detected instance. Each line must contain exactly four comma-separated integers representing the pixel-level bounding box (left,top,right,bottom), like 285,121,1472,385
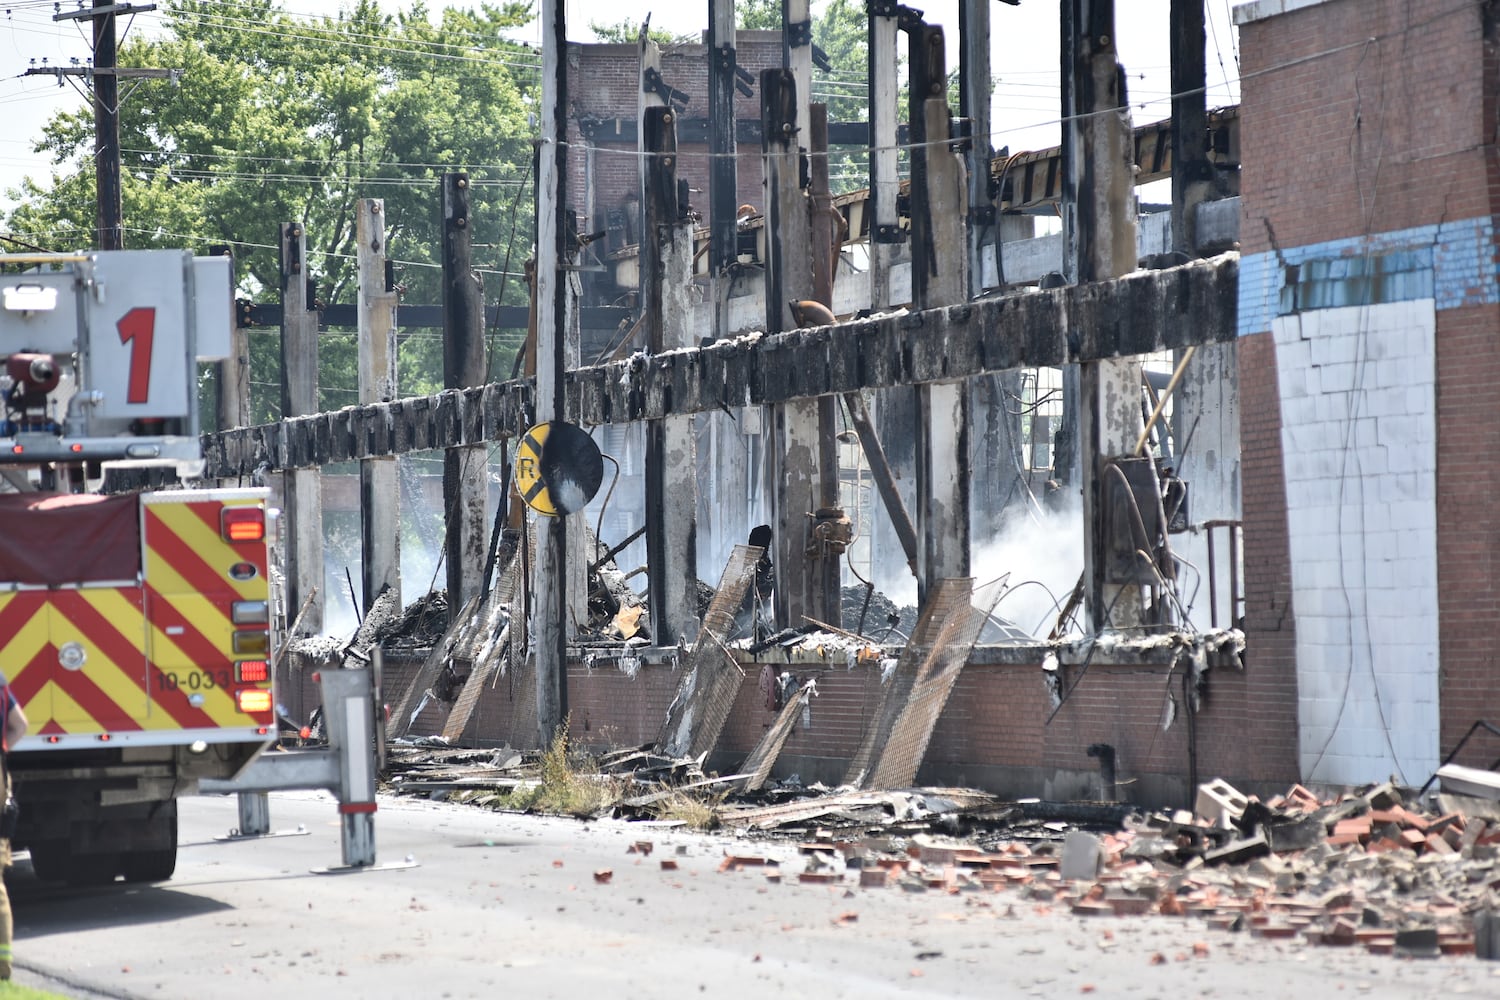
0,674,27,980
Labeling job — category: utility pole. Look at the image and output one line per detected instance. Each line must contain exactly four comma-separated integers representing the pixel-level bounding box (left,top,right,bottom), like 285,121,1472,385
33,1,170,250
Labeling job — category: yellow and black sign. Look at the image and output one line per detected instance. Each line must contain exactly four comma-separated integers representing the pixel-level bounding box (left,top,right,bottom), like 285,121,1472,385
514,421,604,517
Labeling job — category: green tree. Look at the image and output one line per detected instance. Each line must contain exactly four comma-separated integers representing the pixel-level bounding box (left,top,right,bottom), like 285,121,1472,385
734,0,870,193
736,0,782,30
5,0,539,423
588,18,678,45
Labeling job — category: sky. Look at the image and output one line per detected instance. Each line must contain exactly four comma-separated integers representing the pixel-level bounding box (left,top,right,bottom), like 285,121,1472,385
0,0,1242,220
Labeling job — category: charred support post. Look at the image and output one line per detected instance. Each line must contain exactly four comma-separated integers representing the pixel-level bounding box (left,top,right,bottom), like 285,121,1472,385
441,174,489,619
866,0,915,589
805,104,843,615
642,107,700,644
1170,0,1212,256
867,1,901,311
959,1,993,291
534,0,569,747
280,222,323,633
1062,0,1144,631
809,104,836,312
959,0,1023,542
909,24,971,599
638,27,666,249
356,200,401,612
706,0,738,338
211,247,248,434
762,68,840,630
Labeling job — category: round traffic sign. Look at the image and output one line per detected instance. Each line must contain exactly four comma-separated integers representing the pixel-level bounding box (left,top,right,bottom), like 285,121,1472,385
514,421,604,516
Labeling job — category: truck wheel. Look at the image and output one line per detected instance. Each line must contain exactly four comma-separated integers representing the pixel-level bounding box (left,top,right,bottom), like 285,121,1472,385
26,841,68,883
121,845,177,883
64,853,120,886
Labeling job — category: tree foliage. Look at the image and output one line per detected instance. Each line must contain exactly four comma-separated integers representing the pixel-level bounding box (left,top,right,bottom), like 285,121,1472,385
5,0,539,421
588,18,677,45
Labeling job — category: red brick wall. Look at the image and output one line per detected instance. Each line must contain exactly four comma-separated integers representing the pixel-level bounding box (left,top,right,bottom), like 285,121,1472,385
567,33,784,236
1239,0,1500,771
1225,332,1302,781
1435,302,1500,766
1237,0,1490,256
1437,5,1500,766
426,653,1295,805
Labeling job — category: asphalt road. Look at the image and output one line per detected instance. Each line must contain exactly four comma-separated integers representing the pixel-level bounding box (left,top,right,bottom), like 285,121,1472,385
4,791,1499,999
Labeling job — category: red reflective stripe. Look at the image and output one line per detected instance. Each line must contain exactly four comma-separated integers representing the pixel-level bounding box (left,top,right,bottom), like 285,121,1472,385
144,586,232,669
145,509,236,596
182,499,225,536
337,802,377,815
48,661,143,732
50,590,217,731
9,635,51,706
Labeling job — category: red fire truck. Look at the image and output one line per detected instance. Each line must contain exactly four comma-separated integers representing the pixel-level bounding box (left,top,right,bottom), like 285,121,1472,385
0,250,275,883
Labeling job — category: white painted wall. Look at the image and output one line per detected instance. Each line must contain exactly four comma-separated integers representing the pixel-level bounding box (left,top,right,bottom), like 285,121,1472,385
1272,300,1439,785
1172,341,1242,631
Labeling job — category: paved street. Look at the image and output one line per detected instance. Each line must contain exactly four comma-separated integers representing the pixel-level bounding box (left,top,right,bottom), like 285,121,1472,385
5,791,1499,999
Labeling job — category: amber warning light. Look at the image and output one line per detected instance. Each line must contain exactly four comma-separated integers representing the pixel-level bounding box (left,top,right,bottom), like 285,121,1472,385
221,506,265,542
237,689,272,714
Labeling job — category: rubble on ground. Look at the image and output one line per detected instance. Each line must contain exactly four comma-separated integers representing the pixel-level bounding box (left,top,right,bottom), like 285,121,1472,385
379,745,1500,961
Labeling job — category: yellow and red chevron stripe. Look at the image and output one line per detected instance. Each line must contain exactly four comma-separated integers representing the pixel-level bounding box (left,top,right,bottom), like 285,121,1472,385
143,494,272,729
1,490,275,742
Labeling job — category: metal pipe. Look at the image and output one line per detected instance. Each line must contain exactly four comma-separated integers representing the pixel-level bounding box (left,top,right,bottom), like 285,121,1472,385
1132,345,1197,458
1206,525,1219,629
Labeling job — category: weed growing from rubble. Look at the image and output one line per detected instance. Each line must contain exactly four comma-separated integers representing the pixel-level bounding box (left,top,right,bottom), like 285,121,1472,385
650,789,725,831
521,722,623,818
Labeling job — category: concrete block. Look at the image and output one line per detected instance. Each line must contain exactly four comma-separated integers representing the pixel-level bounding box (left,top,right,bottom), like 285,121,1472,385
1267,816,1325,853
1195,779,1249,826
1204,833,1271,867
1394,926,1440,959
1475,908,1500,960
1060,831,1102,881
1438,764,1500,802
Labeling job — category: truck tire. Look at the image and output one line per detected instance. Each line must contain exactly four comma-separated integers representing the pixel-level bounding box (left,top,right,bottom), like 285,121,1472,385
26,840,69,883
64,852,121,886
121,845,177,883
122,799,178,882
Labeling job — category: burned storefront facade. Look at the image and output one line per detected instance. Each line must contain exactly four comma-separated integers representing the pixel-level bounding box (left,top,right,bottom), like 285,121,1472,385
206,0,1500,808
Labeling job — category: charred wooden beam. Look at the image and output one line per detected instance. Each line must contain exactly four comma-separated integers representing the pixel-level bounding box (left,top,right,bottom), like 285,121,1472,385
203,256,1237,478
279,222,324,632
357,199,401,613
442,173,489,618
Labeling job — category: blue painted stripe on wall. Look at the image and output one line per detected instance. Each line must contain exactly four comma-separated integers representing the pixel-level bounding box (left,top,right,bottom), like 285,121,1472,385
1237,215,1498,336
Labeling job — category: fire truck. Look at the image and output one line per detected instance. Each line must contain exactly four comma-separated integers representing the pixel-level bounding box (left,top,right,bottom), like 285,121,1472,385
0,249,275,884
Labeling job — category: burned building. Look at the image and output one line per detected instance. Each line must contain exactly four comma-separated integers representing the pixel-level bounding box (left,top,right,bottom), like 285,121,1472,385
207,0,1500,808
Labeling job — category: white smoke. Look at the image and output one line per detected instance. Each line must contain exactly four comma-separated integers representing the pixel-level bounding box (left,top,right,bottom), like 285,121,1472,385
975,496,1084,639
